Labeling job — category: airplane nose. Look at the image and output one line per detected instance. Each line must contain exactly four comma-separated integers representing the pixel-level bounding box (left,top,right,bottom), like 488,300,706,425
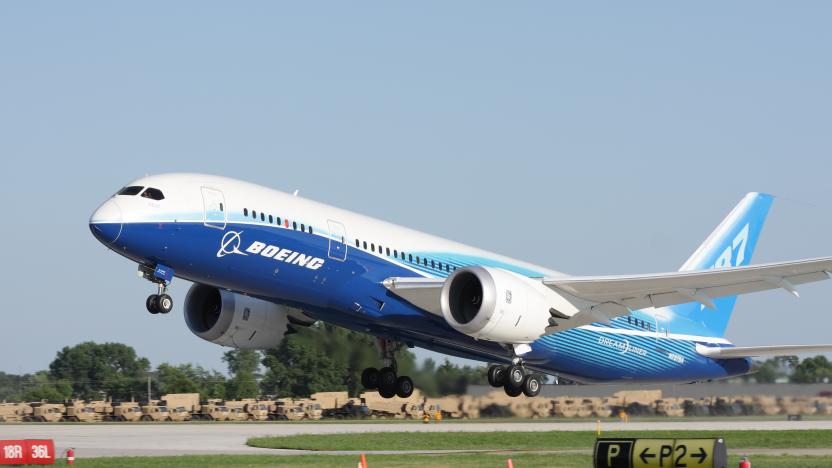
89,198,123,244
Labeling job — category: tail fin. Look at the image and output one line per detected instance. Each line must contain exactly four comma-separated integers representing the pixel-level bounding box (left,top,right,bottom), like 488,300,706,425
672,192,774,337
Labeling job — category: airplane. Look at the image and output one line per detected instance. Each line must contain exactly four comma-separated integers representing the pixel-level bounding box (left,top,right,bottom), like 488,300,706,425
90,174,832,398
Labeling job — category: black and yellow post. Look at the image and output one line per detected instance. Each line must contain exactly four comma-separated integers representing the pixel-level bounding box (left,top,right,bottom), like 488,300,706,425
594,438,727,468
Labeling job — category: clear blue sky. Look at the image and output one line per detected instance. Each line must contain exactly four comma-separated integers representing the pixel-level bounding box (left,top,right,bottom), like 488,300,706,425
2,2,831,374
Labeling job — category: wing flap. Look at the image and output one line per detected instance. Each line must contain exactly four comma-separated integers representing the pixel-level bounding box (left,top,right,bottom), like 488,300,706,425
697,343,832,359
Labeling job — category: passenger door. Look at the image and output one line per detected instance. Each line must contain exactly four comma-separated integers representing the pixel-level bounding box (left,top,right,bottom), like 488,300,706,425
201,187,226,230
327,219,348,261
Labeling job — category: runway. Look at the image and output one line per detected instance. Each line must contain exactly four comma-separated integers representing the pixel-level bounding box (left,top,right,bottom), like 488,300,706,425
1,420,831,458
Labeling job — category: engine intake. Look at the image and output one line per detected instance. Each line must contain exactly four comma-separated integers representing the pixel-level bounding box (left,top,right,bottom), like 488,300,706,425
184,283,312,349
440,266,578,344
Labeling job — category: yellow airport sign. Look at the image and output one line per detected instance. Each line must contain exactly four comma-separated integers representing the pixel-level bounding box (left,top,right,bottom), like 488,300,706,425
594,438,727,468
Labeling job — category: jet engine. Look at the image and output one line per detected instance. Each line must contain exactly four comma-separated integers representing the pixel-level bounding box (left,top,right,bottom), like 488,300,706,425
439,266,580,344
184,283,313,349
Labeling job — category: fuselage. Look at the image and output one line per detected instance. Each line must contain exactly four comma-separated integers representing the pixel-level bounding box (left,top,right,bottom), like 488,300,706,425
89,173,751,383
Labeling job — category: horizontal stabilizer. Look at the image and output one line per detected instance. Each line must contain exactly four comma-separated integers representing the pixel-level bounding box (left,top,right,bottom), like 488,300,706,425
697,343,832,359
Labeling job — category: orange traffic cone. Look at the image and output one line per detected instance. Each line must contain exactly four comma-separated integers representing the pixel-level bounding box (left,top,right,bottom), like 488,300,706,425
357,453,367,468
507,459,514,468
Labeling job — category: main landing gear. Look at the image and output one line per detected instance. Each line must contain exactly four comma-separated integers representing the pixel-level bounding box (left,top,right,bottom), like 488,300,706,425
487,362,542,398
139,264,174,315
360,339,415,399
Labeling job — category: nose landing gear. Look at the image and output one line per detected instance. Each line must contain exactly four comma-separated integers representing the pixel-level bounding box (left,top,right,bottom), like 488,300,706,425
139,264,174,315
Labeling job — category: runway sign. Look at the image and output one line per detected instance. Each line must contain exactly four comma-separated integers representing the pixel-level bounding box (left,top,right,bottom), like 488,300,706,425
0,439,54,465
594,438,726,468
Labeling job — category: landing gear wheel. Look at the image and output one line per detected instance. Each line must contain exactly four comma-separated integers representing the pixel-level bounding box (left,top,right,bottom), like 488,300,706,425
377,367,397,399
146,295,160,314
361,367,380,389
395,376,414,399
506,364,525,389
157,294,173,314
504,384,523,397
521,375,541,397
487,365,507,388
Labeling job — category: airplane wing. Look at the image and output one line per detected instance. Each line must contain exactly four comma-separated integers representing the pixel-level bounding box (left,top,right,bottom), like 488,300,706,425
543,257,832,315
385,257,832,334
696,344,832,359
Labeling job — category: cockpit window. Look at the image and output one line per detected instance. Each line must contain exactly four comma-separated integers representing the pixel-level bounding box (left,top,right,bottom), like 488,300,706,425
141,187,165,200
117,186,144,196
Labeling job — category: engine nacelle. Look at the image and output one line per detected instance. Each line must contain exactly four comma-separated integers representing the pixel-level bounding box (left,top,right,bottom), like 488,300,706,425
184,283,312,349
440,266,579,344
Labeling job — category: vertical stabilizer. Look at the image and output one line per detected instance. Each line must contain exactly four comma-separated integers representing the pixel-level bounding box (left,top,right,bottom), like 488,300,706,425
673,193,774,337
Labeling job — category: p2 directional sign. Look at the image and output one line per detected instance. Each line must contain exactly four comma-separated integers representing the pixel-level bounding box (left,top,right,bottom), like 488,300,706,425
594,438,727,468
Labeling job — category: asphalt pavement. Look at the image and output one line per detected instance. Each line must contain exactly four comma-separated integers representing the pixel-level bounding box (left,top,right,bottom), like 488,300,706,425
1,420,830,458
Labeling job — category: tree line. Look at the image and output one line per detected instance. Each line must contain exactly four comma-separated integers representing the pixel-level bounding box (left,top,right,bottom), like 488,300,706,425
2,323,830,402
0,324,487,402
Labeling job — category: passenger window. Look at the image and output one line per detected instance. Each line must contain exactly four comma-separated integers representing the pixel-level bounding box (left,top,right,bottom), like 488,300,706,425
244,208,249,217
355,239,360,247
117,186,144,196
423,258,427,266
269,215,273,223
277,217,282,225
386,247,390,256
394,249,398,257
415,256,420,264
261,213,265,222
301,224,305,232
308,226,313,234
141,188,165,200
252,210,257,219
363,241,368,249
371,243,375,252
445,264,450,272
431,260,435,268
409,254,413,262
219,203,224,211
293,221,297,230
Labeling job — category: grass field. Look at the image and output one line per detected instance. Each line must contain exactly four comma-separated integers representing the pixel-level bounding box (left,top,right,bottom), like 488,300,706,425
66,453,832,467
247,429,832,451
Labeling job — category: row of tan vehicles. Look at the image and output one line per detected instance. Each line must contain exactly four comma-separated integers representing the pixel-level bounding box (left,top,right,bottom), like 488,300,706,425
1,389,831,422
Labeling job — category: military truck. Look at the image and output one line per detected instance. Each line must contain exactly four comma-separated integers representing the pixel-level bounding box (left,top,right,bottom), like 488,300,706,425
140,403,173,421
294,399,323,420
552,398,579,418
271,400,306,421
162,393,200,413
108,402,143,421
753,396,781,416
654,398,685,417
310,392,349,414
426,395,485,419
362,392,424,419
64,400,112,422
582,398,613,418
197,401,232,421
169,406,192,421
224,399,271,421
30,403,66,422
0,403,32,422
574,399,594,418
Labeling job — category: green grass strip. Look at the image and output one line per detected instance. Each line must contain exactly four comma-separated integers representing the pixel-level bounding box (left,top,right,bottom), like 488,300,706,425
67,453,832,468
248,429,832,451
